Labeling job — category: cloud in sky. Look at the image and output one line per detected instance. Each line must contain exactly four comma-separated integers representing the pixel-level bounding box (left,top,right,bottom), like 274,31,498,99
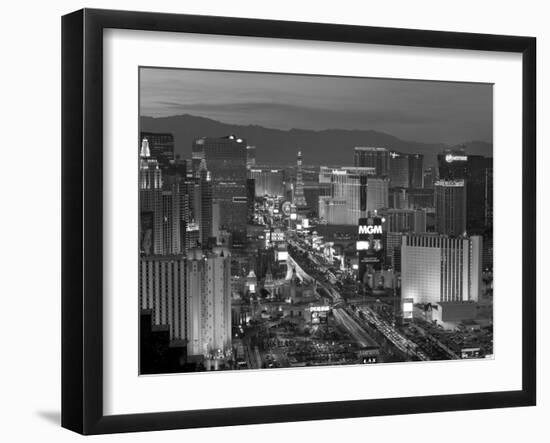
139,67,492,145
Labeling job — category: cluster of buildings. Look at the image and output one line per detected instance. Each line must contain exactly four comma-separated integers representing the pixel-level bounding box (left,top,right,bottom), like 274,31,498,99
307,146,492,331
139,133,254,370
138,132,493,372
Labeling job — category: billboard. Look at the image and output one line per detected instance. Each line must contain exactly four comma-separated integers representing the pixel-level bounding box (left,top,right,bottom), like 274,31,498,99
277,250,289,262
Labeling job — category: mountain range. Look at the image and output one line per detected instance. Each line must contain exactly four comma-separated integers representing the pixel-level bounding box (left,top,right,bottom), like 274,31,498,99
140,114,492,166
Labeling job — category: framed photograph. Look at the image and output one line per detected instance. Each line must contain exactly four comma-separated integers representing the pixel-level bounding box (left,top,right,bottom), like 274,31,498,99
61,8,536,435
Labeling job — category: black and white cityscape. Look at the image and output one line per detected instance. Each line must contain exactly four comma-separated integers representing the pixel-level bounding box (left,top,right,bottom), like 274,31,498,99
138,68,493,374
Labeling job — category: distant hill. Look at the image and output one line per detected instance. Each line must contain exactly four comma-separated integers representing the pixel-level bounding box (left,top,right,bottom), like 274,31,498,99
140,114,492,166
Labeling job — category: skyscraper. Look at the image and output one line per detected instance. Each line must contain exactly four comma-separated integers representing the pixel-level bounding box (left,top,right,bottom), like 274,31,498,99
381,208,427,233
466,155,493,233
198,159,213,246
246,145,256,168
192,135,248,237
318,197,349,225
354,147,390,176
248,168,284,197
438,148,468,180
435,179,466,236
366,177,390,213
246,178,255,222
408,153,424,188
293,150,307,207
423,166,437,189
139,255,187,343
186,247,232,361
140,132,175,168
161,186,183,255
139,138,163,255
318,166,388,225
401,234,482,304
389,151,409,188
303,182,331,217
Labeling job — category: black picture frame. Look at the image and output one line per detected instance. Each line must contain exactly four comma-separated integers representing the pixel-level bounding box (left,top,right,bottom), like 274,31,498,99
61,8,537,435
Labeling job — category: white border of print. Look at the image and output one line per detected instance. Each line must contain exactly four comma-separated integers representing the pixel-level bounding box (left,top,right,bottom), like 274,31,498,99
103,28,522,415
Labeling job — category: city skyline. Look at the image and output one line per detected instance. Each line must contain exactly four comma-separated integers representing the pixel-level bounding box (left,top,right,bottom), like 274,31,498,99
138,68,493,375
140,68,493,146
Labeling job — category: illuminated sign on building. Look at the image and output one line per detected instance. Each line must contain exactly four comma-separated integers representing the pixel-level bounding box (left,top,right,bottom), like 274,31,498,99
358,224,383,235
403,297,414,320
357,216,384,278
445,154,468,163
277,251,289,261
281,201,292,216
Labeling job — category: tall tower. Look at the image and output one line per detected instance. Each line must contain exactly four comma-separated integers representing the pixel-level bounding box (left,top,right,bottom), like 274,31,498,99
139,138,163,255
192,135,247,241
186,247,232,361
434,179,466,236
198,159,213,246
293,149,307,207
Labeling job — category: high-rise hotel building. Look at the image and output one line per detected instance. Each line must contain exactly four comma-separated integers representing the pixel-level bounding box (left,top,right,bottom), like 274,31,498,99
354,147,390,176
198,159,213,246
381,208,427,233
139,131,175,168
186,247,232,359
139,255,187,344
401,234,482,305
248,168,284,197
318,166,388,225
408,154,424,188
140,137,188,256
435,179,467,236
466,155,493,233
389,151,409,188
192,135,248,238
140,138,163,255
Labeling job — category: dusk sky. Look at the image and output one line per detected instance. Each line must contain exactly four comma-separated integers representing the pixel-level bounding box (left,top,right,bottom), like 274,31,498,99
140,68,493,145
